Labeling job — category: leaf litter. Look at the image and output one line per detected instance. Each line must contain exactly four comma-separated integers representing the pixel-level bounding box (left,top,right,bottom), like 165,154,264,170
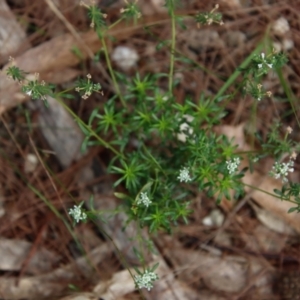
1,0,300,299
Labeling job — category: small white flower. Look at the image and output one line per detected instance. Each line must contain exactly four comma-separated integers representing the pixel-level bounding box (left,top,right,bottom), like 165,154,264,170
134,270,159,291
258,52,273,69
253,156,259,163
26,89,33,96
177,114,194,143
270,160,294,183
69,204,87,223
178,167,192,183
137,192,152,207
226,157,241,174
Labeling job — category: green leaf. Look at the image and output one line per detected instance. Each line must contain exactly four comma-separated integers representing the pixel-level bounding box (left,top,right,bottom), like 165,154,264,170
156,40,170,51
114,192,131,201
88,194,95,209
77,121,90,136
273,189,282,195
151,262,159,272
71,46,83,60
288,207,298,213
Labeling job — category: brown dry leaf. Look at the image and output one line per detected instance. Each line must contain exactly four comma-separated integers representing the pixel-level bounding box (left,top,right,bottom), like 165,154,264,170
0,243,111,300
246,224,289,254
36,96,85,168
0,238,59,274
42,68,80,84
93,259,200,300
0,0,30,63
93,268,136,299
249,200,296,236
139,0,167,14
220,0,242,8
171,248,248,293
59,293,99,300
202,256,248,293
160,236,275,298
243,171,300,234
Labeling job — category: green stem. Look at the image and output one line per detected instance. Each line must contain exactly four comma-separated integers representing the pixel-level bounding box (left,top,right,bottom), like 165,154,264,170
243,182,298,205
56,87,76,97
213,42,264,101
168,9,176,94
100,35,127,108
55,97,123,158
276,68,300,128
108,17,124,30
250,99,257,148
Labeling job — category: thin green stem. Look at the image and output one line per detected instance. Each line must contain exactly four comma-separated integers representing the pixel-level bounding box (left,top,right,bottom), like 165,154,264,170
142,144,165,174
55,97,123,158
276,68,300,128
101,36,127,108
250,99,257,148
168,9,176,94
108,17,124,30
213,42,264,102
56,87,76,97
264,36,300,128
243,182,298,205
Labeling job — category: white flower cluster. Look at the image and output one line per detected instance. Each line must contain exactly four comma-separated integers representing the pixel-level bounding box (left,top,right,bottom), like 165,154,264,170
177,167,192,183
226,157,240,174
69,204,87,223
134,270,159,291
177,114,194,143
270,160,294,183
258,53,273,69
137,192,152,207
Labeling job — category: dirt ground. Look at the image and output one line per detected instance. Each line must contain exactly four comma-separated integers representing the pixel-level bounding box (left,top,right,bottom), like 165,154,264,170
1,0,300,299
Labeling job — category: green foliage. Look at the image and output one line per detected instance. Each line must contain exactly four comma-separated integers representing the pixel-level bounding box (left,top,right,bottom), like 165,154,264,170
260,121,296,158
194,4,223,26
5,1,298,291
86,75,245,230
75,74,102,99
6,64,26,82
120,0,141,21
275,182,300,213
87,5,107,31
22,78,55,101
164,0,181,14
6,1,294,230
243,51,287,79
